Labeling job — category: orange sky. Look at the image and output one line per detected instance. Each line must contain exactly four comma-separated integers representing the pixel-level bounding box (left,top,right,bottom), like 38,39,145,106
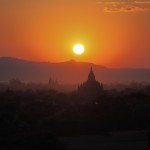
0,0,150,68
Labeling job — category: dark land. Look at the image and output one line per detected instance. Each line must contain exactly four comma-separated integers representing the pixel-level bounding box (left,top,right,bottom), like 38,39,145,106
0,57,150,149
0,84,150,149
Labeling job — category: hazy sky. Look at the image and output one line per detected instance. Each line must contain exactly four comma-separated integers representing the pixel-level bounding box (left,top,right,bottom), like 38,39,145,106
0,0,150,67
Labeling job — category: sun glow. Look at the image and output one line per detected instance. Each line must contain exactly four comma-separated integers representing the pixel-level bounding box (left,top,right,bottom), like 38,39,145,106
73,44,85,55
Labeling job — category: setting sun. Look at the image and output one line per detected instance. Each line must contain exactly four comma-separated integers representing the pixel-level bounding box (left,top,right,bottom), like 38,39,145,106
73,44,85,55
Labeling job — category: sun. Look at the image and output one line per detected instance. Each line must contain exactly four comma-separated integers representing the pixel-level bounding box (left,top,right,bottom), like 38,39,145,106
73,44,84,55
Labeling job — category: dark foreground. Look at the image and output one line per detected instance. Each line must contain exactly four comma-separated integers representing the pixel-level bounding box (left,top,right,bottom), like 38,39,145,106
0,89,150,149
1,130,149,150
60,130,149,150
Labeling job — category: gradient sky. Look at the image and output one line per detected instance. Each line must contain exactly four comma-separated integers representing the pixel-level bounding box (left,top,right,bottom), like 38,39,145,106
0,0,150,67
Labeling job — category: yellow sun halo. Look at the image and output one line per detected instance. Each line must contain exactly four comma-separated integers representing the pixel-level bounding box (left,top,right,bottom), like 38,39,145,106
73,44,84,55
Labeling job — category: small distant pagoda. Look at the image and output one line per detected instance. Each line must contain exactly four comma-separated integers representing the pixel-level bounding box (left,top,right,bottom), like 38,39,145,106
78,67,103,98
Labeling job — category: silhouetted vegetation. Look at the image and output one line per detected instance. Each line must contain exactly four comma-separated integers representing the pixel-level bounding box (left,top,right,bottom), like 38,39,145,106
0,85,150,138
1,74,150,149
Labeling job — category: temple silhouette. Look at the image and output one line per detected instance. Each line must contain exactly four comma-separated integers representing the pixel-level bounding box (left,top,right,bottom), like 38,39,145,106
78,67,103,98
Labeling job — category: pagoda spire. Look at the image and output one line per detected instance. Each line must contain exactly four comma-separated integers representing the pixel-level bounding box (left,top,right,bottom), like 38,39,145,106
88,67,95,81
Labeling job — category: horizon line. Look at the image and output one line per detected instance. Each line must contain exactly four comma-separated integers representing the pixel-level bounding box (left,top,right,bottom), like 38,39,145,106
0,56,150,69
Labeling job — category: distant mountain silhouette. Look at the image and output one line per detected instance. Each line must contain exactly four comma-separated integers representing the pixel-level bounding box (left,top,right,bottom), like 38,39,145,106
0,57,150,83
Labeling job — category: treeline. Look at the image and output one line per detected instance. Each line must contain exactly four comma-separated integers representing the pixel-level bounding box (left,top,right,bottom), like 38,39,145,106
0,87,150,137
0,78,77,92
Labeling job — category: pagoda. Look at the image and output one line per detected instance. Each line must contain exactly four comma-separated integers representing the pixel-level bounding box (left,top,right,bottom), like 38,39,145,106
78,67,103,98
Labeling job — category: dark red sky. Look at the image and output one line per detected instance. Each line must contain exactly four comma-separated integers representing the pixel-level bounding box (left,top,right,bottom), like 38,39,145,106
0,0,150,67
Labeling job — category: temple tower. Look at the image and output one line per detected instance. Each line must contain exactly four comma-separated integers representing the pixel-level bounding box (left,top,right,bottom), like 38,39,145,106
78,67,103,99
